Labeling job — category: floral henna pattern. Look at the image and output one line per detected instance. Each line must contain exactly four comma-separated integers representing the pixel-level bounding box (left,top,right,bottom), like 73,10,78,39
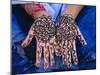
22,15,56,69
56,14,87,68
49,46,55,66
32,15,56,43
56,15,77,41
43,46,49,69
22,14,87,69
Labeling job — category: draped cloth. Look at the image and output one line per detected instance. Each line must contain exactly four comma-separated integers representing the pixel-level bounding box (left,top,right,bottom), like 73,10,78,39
12,3,96,74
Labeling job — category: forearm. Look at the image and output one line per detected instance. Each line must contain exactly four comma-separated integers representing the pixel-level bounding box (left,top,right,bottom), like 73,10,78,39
33,10,49,19
63,5,84,19
22,3,49,19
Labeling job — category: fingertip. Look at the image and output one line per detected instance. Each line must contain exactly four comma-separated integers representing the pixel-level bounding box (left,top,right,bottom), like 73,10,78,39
67,64,72,69
21,41,27,47
44,63,49,70
21,43,25,47
74,59,78,65
84,41,87,45
81,40,87,46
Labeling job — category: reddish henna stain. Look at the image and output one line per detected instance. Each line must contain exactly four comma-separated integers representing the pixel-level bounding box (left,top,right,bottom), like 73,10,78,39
80,40,85,45
29,34,33,38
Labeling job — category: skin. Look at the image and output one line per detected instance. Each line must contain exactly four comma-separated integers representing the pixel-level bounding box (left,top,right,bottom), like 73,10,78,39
55,4,87,68
22,4,56,69
63,4,84,19
21,3,87,69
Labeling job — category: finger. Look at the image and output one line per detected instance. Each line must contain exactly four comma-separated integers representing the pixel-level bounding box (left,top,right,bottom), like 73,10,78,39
65,40,72,68
76,26,87,45
49,37,55,66
55,41,63,56
55,45,62,56
71,40,78,64
62,41,67,65
50,37,61,56
43,45,49,69
49,46,55,66
35,41,42,67
21,25,34,47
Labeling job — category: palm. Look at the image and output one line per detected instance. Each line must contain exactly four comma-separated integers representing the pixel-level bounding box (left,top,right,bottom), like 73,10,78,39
21,15,56,69
55,15,87,68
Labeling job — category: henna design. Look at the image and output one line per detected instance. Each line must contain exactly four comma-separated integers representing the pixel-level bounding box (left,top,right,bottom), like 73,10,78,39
22,15,56,69
22,14,87,69
33,15,56,69
43,46,49,69
76,26,87,45
66,40,72,68
71,40,78,64
32,15,56,43
56,15,77,42
56,14,87,68
49,47,55,66
35,45,42,67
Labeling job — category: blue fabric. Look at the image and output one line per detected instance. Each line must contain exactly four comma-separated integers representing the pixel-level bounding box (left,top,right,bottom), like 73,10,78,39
12,15,25,42
42,3,67,21
12,4,96,74
12,5,36,74
76,6,96,69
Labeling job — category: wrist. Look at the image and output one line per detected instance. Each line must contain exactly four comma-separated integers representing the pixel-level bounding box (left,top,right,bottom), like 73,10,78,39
62,5,84,19
62,11,77,20
33,11,49,19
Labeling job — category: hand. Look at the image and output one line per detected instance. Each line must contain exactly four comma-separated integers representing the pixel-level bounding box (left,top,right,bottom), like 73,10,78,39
55,14,87,68
21,15,56,69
